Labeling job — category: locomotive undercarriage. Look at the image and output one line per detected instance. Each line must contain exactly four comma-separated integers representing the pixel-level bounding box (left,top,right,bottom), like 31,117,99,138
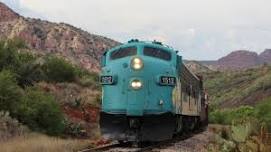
100,112,205,142
100,112,176,142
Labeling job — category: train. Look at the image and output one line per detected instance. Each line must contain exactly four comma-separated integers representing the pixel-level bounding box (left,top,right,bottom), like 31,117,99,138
99,39,208,142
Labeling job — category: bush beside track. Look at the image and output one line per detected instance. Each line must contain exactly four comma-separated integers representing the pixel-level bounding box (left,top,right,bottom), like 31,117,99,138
0,38,100,137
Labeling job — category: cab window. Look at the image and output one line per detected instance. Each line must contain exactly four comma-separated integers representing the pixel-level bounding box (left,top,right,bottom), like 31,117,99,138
143,47,171,61
110,47,137,60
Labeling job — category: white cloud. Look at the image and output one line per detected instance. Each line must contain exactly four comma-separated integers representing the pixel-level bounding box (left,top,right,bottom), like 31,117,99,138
1,0,271,60
1,0,45,18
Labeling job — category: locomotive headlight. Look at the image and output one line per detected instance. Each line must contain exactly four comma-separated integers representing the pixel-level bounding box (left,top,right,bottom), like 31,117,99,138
131,57,143,70
131,79,143,89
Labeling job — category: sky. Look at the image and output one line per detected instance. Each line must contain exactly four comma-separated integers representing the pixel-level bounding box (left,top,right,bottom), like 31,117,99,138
1,0,271,60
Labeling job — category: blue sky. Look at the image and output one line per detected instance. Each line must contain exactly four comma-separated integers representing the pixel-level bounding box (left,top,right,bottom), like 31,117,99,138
1,0,271,60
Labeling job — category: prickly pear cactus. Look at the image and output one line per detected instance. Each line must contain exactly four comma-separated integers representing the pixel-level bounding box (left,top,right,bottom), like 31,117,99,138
231,123,252,143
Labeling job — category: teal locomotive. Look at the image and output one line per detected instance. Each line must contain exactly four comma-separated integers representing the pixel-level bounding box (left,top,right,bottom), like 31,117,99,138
99,39,208,142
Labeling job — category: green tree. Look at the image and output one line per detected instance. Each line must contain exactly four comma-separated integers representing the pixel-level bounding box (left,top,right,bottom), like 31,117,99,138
17,60,46,87
6,37,27,49
18,88,65,135
43,57,76,82
0,70,22,114
0,41,20,71
254,98,271,131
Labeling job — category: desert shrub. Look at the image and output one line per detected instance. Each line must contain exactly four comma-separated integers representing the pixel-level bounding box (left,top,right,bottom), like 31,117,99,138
210,98,271,132
0,41,20,71
0,70,22,114
6,37,27,49
226,106,254,124
17,88,65,135
77,74,100,89
208,120,266,152
17,52,36,64
0,38,27,70
94,93,101,104
16,52,47,87
209,110,226,124
254,97,271,131
74,66,100,88
43,57,76,82
64,119,84,137
231,122,255,143
77,75,96,87
0,111,29,141
209,106,255,125
0,39,94,85
0,39,44,87
74,66,89,78
16,61,46,87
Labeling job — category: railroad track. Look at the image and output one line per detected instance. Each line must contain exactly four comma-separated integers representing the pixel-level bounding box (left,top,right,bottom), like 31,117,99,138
77,141,122,152
78,128,206,152
78,142,158,152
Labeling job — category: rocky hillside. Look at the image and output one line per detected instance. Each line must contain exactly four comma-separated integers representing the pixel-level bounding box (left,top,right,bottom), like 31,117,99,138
204,65,271,108
184,60,213,74
259,49,271,64
0,2,19,22
185,61,271,109
0,2,119,72
201,50,271,70
217,50,260,70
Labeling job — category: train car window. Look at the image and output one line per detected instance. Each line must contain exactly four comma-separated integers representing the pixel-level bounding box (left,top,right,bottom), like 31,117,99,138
143,47,171,61
110,47,137,60
101,52,107,67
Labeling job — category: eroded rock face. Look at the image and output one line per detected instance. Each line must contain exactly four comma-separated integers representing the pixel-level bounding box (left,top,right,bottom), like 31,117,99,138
0,2,19,22
0,2,119,72
259,49,271,64
217,50,260,70
185,60,213,74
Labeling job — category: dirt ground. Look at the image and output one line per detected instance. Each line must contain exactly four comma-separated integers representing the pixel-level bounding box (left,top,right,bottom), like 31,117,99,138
151,130,213,152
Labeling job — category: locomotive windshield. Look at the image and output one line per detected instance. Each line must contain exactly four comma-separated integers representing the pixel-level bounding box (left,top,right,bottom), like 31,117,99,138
143,47,171,61
110,47,137,60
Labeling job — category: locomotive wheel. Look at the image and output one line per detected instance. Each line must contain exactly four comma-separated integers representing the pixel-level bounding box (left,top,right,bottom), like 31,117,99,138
182,117,189,132
183,116,197,132
189,119,195,131
194,117,200,130
189,117,200,131
175,116,183,134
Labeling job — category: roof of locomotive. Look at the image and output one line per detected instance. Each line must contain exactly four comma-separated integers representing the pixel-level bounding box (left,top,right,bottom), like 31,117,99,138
104,39,201,81
106,39,178,54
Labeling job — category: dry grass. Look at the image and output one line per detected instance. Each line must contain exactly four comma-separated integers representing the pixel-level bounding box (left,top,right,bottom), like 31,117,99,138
0,133,92,152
